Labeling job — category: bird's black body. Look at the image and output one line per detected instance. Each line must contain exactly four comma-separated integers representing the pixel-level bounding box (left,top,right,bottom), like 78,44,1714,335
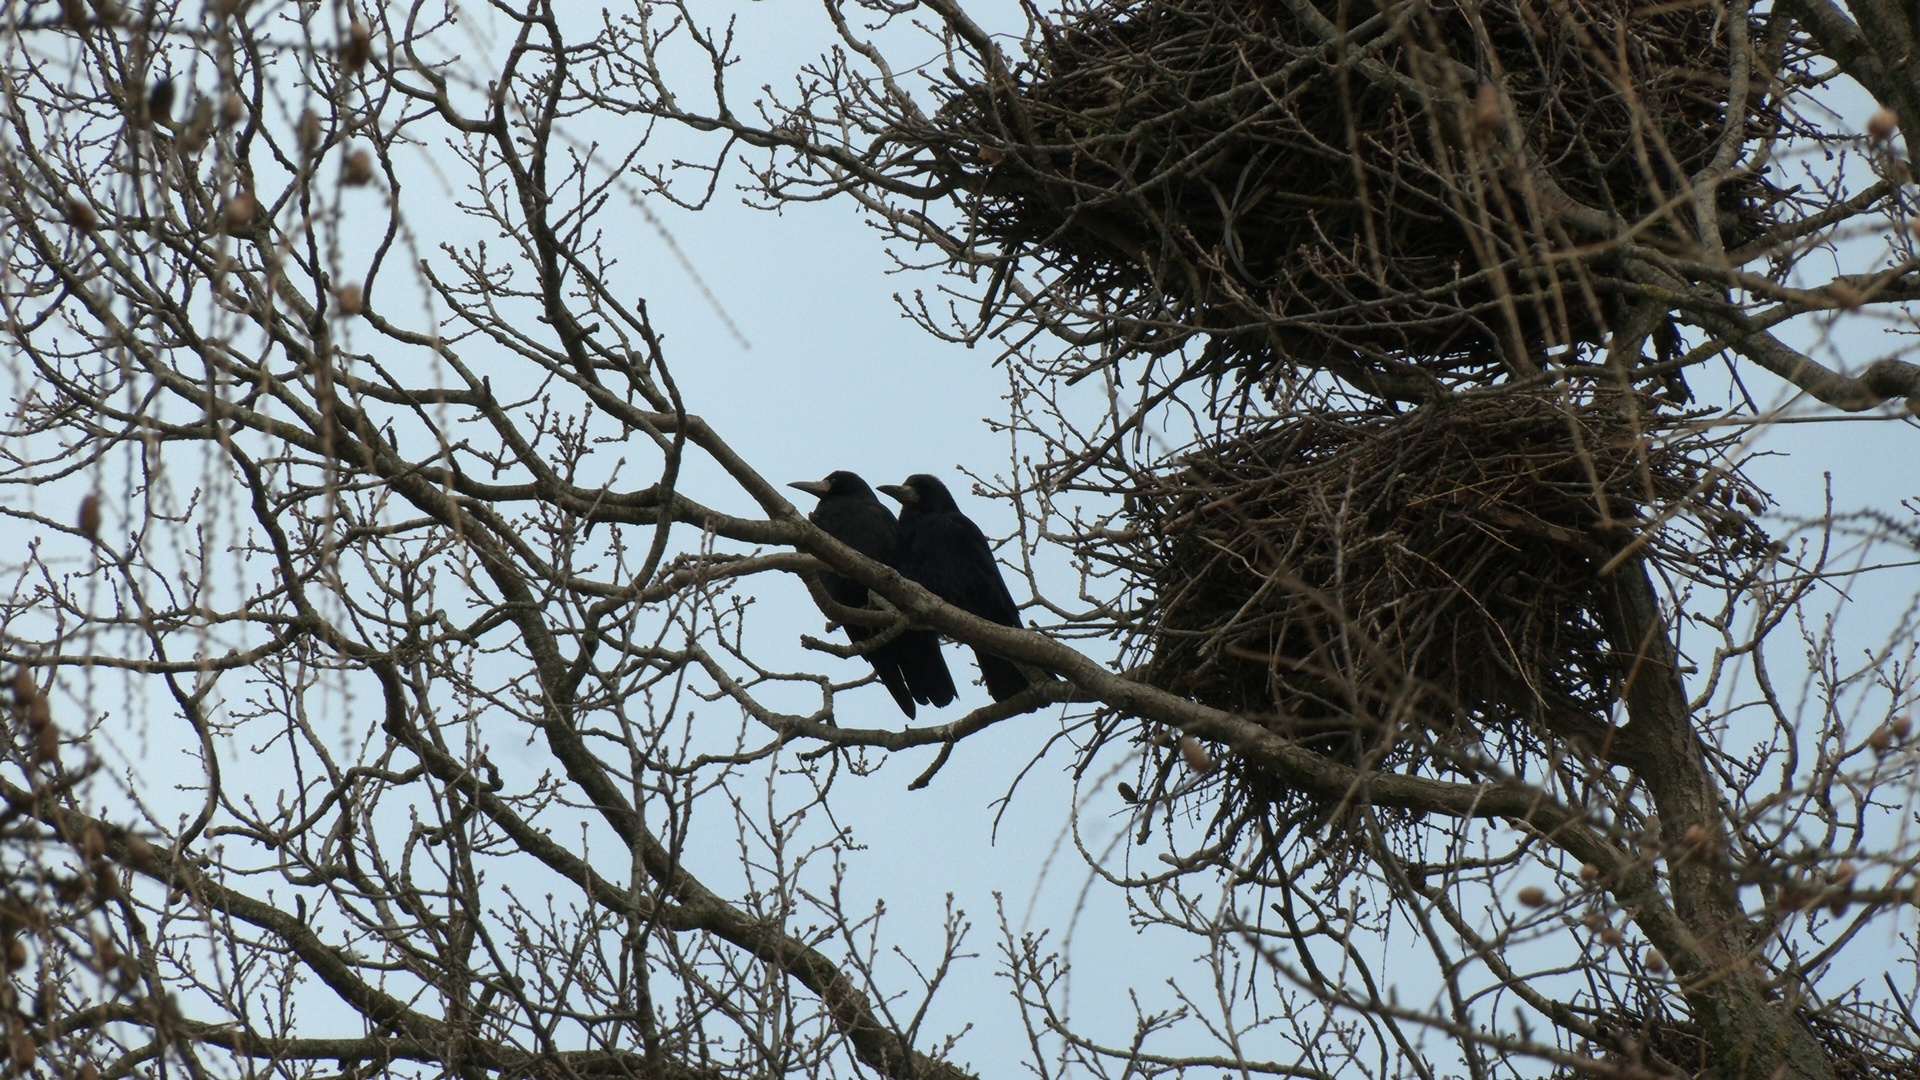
789,471,955,717
879,474,1033,701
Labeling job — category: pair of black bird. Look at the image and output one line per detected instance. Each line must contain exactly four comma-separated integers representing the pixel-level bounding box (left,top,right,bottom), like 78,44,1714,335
788,472,1033,716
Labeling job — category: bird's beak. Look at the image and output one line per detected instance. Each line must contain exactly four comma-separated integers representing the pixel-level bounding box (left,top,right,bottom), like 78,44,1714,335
788,479,831,497
876,483,915,505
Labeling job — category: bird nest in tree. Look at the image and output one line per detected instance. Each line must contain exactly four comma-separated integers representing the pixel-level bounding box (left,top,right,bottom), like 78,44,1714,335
1127,388,1767,785
935,0,1784,384
1569,1001,1920,1080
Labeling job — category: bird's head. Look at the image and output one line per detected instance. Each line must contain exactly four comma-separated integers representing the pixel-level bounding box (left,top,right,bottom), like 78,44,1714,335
877,474,956,512
788,470,871,500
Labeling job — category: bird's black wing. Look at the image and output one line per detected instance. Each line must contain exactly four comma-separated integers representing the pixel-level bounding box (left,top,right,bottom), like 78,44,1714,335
809,489,956,713
897,510,1032,701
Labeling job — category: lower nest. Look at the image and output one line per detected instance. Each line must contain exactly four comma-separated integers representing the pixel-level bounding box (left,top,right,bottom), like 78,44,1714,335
1131,388,1766,773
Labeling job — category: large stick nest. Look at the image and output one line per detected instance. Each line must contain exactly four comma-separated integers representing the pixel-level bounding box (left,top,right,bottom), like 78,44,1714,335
935,0,1785,384
1126,388,1767,779
1563,999,1920,1080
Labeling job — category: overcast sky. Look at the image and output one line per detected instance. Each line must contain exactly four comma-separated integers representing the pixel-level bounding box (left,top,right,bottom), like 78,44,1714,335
18,1,1920,1074
331,2,1920,1072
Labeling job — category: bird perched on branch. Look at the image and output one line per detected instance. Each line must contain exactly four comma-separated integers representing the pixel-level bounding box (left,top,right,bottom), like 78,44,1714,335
878,473,1037,702
789,471,956,717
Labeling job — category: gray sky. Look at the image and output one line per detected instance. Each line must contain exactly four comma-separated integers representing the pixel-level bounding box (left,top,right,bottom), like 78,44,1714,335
18,1,1920,1074
347,3,1920,1069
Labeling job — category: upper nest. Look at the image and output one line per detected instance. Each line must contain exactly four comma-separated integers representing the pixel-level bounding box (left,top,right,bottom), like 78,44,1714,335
935,0,1782,385
1127,388,1767,772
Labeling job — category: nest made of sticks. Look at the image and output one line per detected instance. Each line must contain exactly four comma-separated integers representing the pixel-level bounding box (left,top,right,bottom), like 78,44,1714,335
1560,999,1920,1080
1128,388,1767,780
934,0,1785,385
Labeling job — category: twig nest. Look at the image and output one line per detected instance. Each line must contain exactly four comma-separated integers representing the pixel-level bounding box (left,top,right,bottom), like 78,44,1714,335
1127,388,1765,767
931,0,1783,385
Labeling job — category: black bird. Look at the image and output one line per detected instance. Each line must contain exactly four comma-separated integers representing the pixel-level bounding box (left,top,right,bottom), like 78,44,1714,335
789,471,956,717
878,474,1034,701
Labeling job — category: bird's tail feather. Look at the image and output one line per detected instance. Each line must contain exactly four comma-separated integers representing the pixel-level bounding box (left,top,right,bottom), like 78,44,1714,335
895,631,956,707
851,625,919,718
977,650,1032,702
872,659,917,718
